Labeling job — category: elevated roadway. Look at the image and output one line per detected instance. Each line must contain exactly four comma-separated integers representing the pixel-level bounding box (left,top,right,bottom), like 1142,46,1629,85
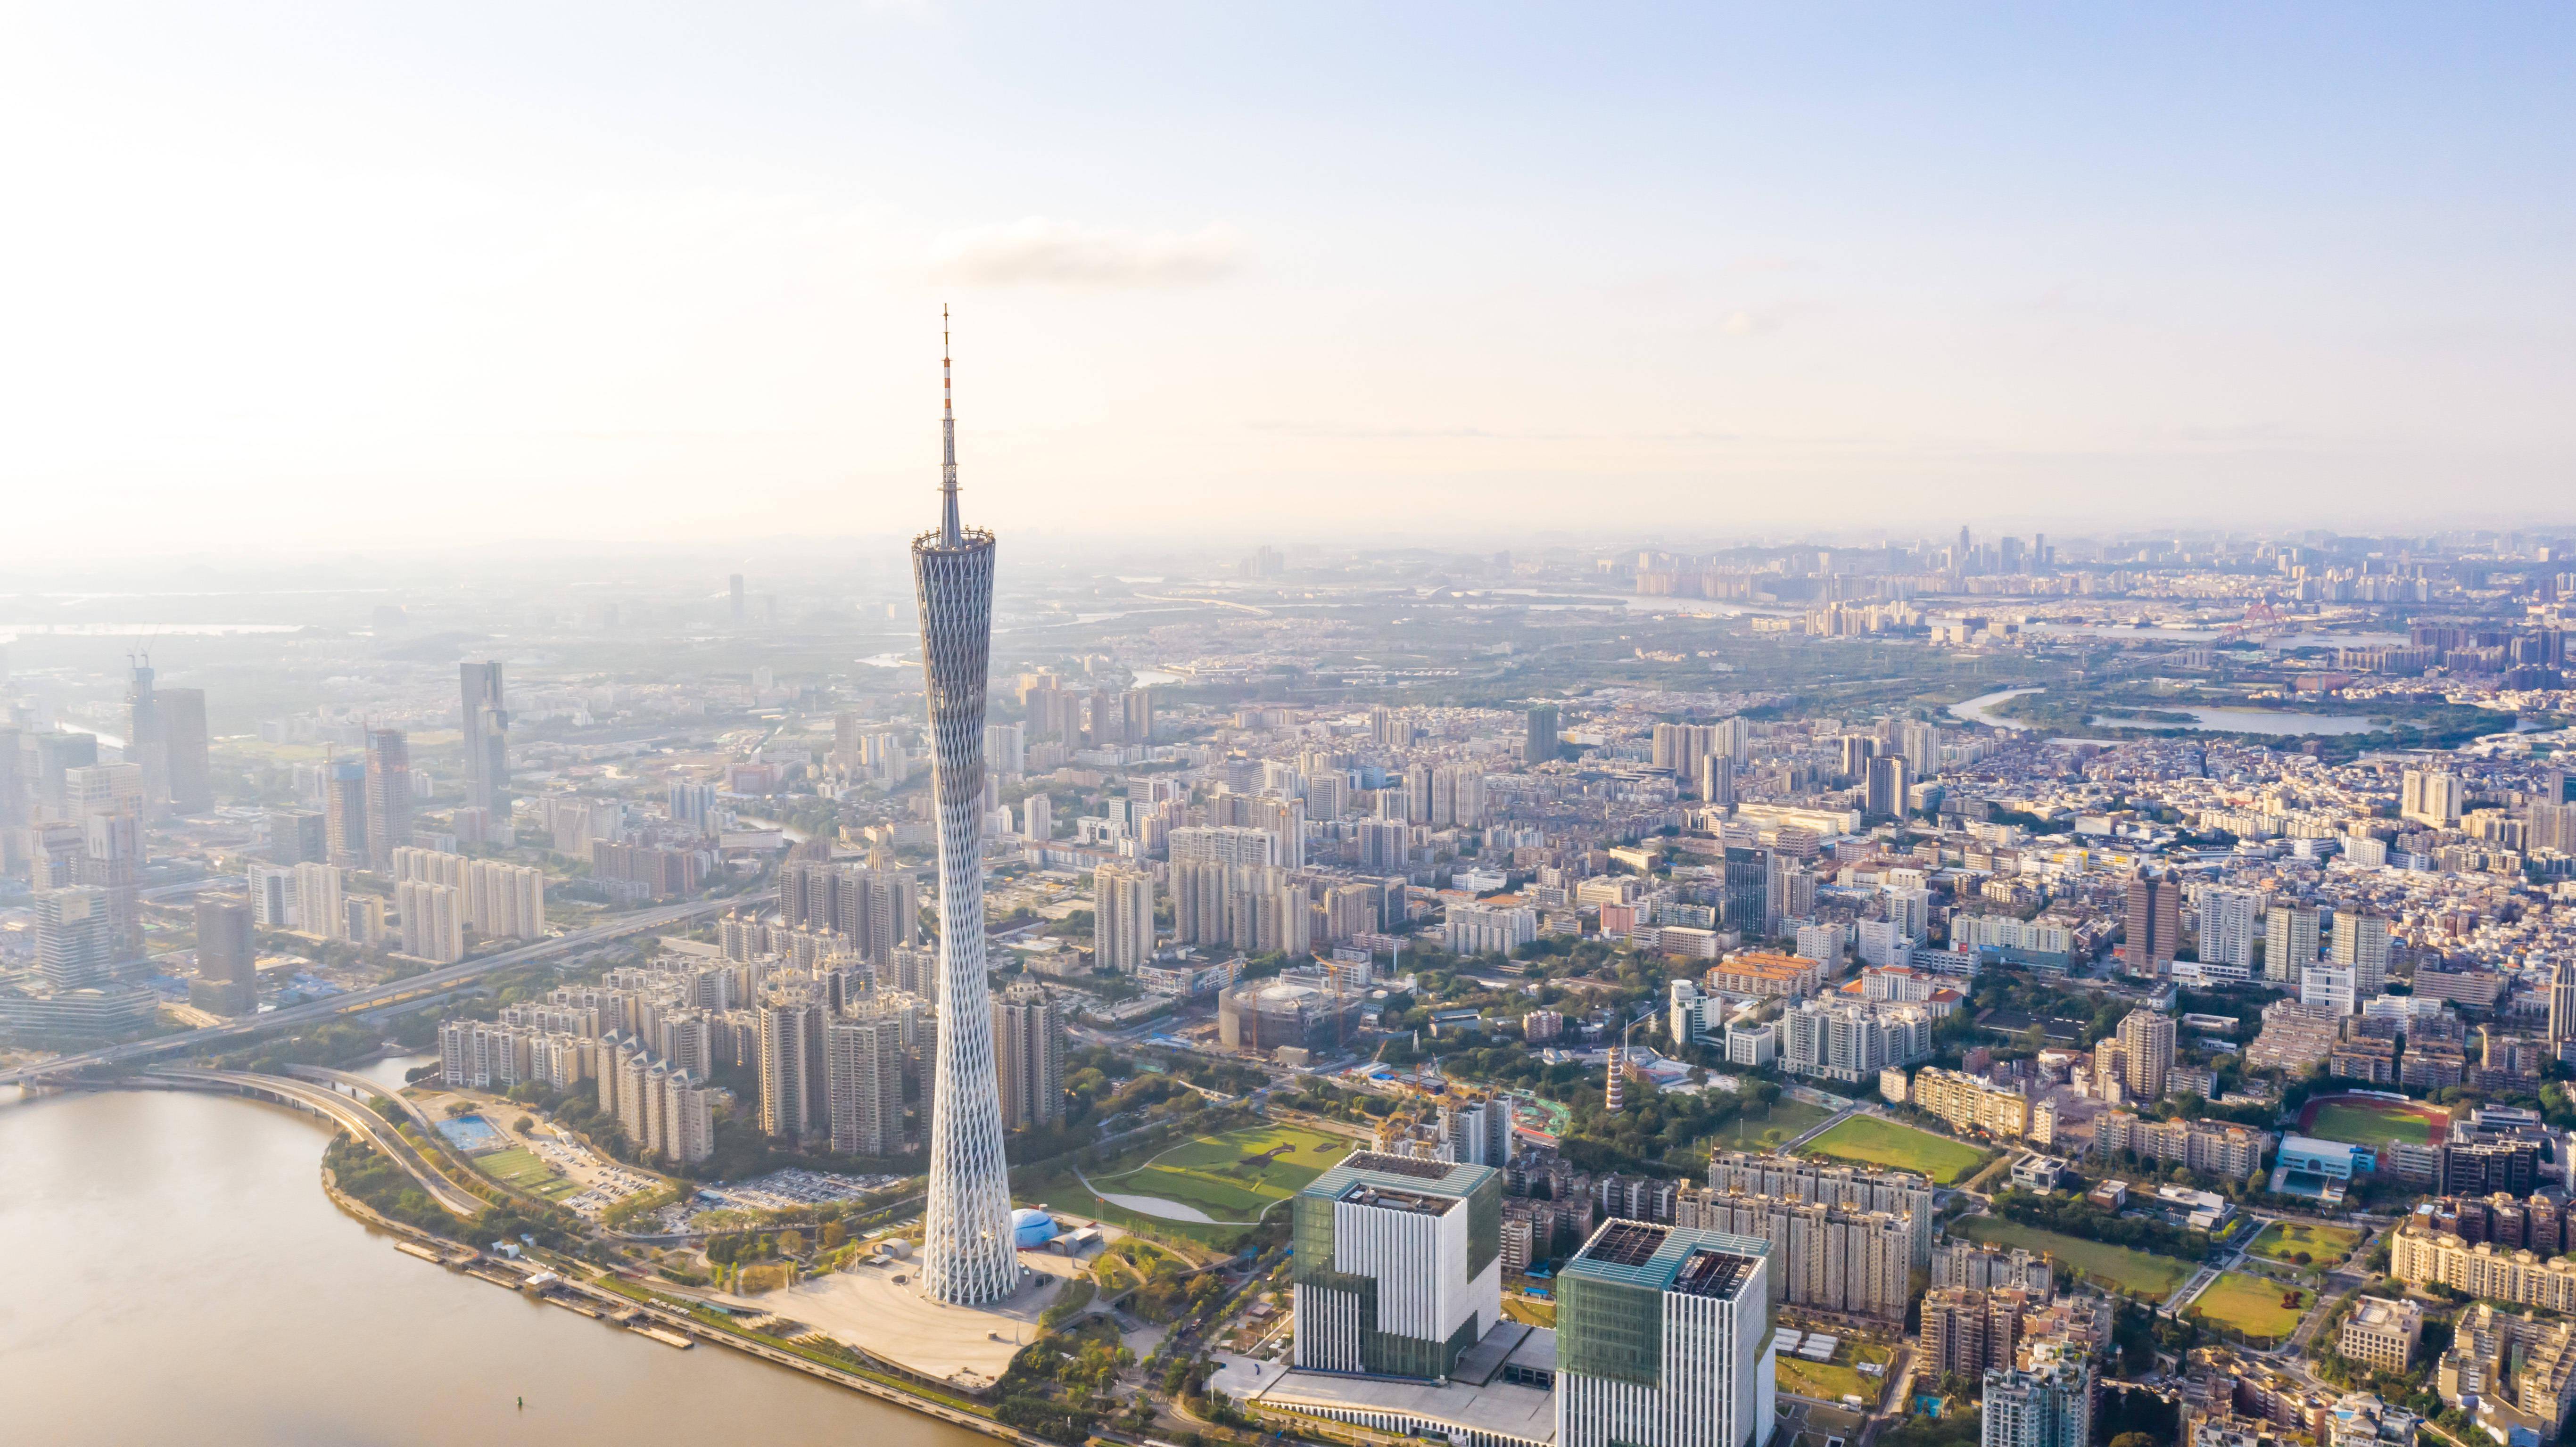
0,893,760,1088
140,1067,491,1217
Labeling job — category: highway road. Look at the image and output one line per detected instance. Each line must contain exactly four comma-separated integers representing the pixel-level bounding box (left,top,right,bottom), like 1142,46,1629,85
141,1066,493,1217
0,893,762,1088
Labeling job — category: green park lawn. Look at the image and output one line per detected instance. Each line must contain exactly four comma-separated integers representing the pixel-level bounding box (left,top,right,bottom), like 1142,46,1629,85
1025,1122,1355,1249
2246,1220,2363,1266
1953,1217,2195,1298
1503,1296,1557,1328
2306,1098,2441,1151
1800,1116,1991,1185
2191,1271,2311,1342
1709,1097,1839,1153
1776,1339,1892,1406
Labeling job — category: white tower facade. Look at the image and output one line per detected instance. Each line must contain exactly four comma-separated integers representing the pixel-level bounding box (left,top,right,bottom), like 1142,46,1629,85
914,312,1019,1305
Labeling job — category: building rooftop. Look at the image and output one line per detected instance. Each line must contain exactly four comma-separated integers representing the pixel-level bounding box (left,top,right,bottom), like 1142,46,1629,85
1344,1185,1456,1217
1225,1360,1556,1447
1562,1220,1771,1296
1298,1151,1497,1203
2346,1296,2421,1331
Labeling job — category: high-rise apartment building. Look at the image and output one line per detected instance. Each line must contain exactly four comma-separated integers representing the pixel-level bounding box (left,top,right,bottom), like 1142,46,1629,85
191,896,256,1015
1093,863,1154,972
160,687,211,813
911,317,1018,1306
2551,959,2576,1048
460,661,510,816
1899,721,1943,778
124,658,168,815
993,984,1066,1131
1122,687,1154,746
1981,1351,2094,1447
1700,754,1736,807
827,1008,908,1157
2333,912,2394,996
983,721,1025,777
267,808,326,865
363,729,412,870
1556,1219,1775,1447
1922,1286,2025,1377
759,997,826,1142
1671,1188,1912,1318
76,808,145,962
1292,1152,1504,1379
1526,704,1560,765
324,757,368,868
394,878,464,962
2266,904,2321,984
2200,887,2262,971
1864,756,1909,821
2403,767,2464,826
2124,870,2181,972
293,862,344,943
2115,1009,2175,1102
1652,723,1722,776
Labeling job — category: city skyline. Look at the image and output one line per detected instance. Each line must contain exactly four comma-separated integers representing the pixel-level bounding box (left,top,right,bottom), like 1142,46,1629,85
7,9,2575,1445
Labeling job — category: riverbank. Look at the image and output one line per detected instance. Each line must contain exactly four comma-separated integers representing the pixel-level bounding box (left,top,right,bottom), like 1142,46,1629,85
315,1149,1037,1445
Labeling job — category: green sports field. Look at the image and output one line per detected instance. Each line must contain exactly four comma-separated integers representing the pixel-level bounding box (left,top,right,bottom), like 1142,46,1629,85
2303,1097,2444,1151
2191,1271,2310,1341
2246,1219,2362,1266
1952,1217,2195,1298
1026,1121,1355,1248
1708,1097,1839,1153
1800,1116,1990,1184
476,1145,578,1200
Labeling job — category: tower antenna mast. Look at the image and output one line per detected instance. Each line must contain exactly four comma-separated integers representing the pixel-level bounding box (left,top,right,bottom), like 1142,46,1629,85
940,304,961,546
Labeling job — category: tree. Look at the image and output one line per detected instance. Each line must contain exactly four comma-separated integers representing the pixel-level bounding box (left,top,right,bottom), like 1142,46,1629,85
2111,1433,2157,1447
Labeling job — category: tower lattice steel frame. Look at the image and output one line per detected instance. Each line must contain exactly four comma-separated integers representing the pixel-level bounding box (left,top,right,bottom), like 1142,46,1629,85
912,310,1019,1305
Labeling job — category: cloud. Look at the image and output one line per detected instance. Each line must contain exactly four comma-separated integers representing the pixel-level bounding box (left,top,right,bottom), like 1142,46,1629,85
928,217,1245,288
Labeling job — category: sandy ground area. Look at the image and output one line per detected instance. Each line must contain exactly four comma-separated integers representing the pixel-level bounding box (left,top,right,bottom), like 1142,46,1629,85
715,1249,1083,1388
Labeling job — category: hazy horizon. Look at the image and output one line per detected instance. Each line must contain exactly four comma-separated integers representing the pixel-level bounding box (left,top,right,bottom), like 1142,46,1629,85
4,4,2570,555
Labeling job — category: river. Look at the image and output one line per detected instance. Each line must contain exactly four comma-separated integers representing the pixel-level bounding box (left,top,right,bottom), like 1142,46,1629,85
0,1072,992,1447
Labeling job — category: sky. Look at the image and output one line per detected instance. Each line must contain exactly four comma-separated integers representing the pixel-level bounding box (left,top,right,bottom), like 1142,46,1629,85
1,3,2570,558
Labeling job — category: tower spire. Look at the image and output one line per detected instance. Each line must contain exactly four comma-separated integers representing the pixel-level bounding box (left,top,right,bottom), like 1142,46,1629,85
940,304,961,546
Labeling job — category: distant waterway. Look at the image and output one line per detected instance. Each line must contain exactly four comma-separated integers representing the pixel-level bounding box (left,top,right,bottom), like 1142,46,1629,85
1949,687,2042,729
0,1085,992,1446
2024,622,2407,648
2084,706,2381,736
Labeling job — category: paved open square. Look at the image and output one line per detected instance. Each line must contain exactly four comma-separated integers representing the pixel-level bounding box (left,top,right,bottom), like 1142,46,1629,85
713,1248,1082,1389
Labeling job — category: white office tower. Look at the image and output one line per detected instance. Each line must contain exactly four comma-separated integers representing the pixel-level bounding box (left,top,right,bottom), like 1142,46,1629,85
2200,887,2261,970
1557,1220,1775,1447
1290,1152,1504,1378
35,887,116,989
911,313,1018,1307
1982,1348,2093,1447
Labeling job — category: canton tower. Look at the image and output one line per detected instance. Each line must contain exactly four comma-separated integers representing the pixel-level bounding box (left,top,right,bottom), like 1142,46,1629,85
913,310,1018,1305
